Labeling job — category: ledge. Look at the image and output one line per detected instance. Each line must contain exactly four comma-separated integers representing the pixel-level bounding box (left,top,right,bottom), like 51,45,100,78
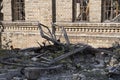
54,22,120,28
1,21,39,26
0,21,39,32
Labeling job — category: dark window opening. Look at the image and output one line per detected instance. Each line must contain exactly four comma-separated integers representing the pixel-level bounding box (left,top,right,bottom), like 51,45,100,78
73,0,89,22
102,0,120,22
0,0,3,20
11,0,25,21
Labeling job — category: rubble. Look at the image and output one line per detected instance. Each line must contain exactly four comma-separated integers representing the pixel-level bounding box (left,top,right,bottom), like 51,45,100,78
0,44,120,80
0,23,120,80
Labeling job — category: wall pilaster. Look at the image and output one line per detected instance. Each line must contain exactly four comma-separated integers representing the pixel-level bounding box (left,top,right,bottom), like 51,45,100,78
3,0,12,21
89,0,102,22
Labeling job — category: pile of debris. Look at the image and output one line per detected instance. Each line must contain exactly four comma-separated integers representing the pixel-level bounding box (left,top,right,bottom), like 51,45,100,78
0,23,120,80
0,43,120,80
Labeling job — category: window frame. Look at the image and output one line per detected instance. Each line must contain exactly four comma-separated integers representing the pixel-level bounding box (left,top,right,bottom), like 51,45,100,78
73,0,89,22
12,0,25,21
102,0,120,22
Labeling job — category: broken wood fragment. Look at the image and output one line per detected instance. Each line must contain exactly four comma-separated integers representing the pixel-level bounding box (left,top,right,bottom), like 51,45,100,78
62,27,70,45
40,57,51,62
52,24,70,46
38,23,63,45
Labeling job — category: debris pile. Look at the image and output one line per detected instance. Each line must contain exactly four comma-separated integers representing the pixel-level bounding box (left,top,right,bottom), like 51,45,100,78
0,23,120,80
0,43,120,80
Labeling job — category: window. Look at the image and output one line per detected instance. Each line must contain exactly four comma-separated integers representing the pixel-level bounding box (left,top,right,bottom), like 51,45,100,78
73,0,89,22
102,0,120,21
0,0,3,20
12,0,25,21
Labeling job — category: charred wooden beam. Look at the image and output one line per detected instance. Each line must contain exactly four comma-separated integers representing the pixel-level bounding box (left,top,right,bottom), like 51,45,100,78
38,23,63,46
52,24,70,46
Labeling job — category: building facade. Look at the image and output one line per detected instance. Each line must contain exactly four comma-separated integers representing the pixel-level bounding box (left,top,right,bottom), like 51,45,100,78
2,0,120,24
1,0,120,48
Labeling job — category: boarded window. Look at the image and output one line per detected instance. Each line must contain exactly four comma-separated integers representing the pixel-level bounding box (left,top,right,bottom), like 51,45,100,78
73,0,89,21
12,0,25,21
102,0,120,21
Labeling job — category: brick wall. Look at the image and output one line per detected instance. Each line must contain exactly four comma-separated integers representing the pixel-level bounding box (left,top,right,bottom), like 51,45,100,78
1,22,44,49
55,22,120,48
56,0,72,22
25,0,52,26
1,22,120,48
2,0,120,49
89,0,102,22
2,0,103,23
3,0,12,21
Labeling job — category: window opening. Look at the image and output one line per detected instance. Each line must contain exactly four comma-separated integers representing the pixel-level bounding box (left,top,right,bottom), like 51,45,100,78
12,0,25,21
102,0,120,21
74,0,89,21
